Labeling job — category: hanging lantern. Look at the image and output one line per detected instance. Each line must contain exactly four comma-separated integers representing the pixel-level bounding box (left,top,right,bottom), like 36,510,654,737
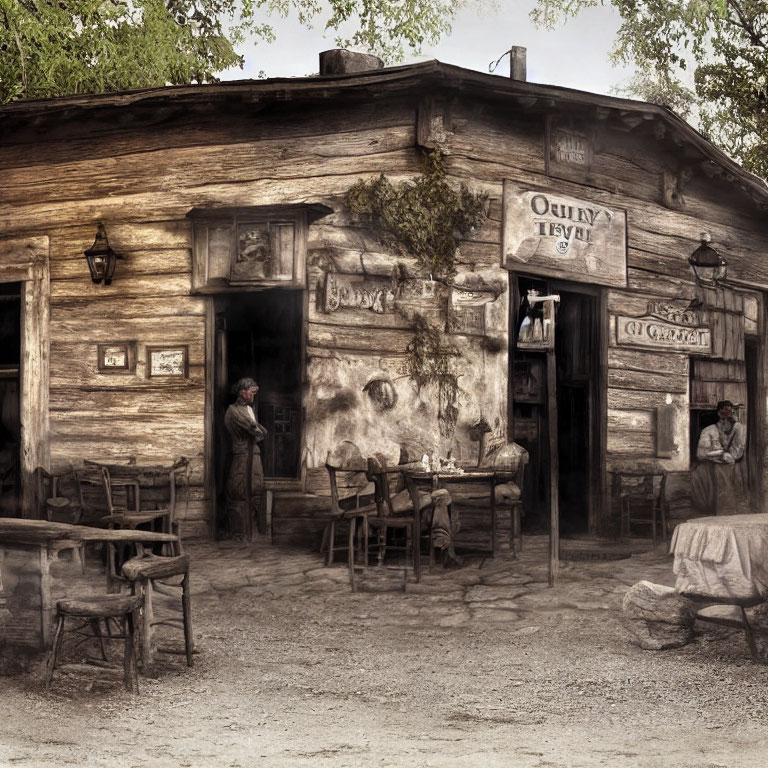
689,233,727,287
84,223,122,285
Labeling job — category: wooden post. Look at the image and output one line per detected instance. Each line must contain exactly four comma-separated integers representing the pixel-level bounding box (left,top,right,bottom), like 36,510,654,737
547,345,560,586
39,545,52,648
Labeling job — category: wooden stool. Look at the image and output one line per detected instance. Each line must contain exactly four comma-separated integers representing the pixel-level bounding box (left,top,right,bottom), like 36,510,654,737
121,553,193,672
45,593,142,692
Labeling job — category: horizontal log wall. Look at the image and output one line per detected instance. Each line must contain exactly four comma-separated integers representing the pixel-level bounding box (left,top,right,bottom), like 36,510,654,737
442,97,768,516
0,97,438,539
3,88,768,539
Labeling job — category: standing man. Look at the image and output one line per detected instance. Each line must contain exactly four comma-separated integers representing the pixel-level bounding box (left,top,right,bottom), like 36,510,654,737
691,400,748,516
224,377,268,540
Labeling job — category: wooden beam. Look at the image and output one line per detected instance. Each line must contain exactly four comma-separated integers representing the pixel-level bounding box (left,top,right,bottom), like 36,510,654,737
547,344,559,586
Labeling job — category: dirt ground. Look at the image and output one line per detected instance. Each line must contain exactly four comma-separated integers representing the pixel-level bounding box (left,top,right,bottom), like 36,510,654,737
1,534,767,768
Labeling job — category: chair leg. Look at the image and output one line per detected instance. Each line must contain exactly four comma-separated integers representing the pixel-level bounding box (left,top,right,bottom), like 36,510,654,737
106,543,117,593
348,516,357,593
140,581,154,673
512,504,522,555
325,520,335,566
182,571,193,667
45,614,66,690
124,611,139,693
377,524,387,566
741,606,760,662
90,618,108,661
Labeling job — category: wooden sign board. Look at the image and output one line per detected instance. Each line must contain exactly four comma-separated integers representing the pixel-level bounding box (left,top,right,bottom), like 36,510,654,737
615,315,712,354
322,272,397,314
503,181,627,288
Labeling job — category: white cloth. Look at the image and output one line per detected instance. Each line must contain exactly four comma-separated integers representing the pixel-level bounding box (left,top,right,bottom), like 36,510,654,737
696,421,745,463
670,513,768,599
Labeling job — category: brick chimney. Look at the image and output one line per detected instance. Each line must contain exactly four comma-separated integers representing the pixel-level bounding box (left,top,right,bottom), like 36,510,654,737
509,46,527,81
319,49,384,75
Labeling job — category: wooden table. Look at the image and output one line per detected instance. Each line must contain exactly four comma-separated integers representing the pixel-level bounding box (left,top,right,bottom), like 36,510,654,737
670,513,768,661
0,518,178,649
403,469,498,558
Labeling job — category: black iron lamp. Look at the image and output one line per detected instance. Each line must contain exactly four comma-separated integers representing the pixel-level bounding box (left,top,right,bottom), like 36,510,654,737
84,222,122,285
689,233,727,286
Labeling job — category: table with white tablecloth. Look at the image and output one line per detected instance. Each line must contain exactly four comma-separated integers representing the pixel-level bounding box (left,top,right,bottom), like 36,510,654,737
670,513,768,661
670,513,768,600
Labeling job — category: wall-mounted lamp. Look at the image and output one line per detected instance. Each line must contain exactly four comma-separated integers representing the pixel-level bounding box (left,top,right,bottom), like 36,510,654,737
689,232,727,286
84,222,122,285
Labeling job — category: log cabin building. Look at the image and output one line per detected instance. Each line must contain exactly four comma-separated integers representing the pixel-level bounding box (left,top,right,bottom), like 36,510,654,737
1,49,767,547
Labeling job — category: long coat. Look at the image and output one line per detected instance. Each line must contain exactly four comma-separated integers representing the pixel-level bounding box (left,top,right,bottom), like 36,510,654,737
224,399,268,538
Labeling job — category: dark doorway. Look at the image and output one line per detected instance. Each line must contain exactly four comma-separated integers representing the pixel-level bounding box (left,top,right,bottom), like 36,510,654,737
745,338,762,511
511,276,600,536
0,282,21,517
555,289,596,535
214,290,303,529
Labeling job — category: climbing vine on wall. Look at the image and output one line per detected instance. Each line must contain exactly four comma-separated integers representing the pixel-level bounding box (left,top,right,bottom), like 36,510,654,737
403,313,459,436
346,150,487,279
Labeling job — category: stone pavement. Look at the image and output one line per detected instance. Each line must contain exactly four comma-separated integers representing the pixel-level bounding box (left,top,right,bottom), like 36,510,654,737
185,534,677,631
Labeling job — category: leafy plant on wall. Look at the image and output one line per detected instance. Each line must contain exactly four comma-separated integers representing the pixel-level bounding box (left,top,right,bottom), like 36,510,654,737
346,150,487,279
403,313,459,437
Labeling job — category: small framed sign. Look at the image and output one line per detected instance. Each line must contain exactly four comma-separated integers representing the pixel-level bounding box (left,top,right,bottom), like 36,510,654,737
146,346,189,378
97,342,136,373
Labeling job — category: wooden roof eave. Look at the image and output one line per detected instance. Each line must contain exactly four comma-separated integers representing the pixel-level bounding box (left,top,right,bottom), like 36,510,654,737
0,59,765,207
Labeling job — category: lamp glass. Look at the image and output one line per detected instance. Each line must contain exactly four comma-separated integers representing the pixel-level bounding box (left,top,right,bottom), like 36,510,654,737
689,241,727,286
84,224,119,285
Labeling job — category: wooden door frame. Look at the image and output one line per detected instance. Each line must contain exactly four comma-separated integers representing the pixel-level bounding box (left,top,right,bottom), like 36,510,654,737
508,273,607,534
746,293,767,512
204,289,306,537
0,236,50,518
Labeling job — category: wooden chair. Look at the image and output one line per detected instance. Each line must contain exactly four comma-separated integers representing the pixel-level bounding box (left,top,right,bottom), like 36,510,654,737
493,469,525,555
476,441,528,555
82,459,189,541
362,456,434,586
682,593,765,663
45,592,142,692
611,471,667,546
35,465,87,569
75,461,188,591
121,548,193,673
660,471,693,540
321,442,375,570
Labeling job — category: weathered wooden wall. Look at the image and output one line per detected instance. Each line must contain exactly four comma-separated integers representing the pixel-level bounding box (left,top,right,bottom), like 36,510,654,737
437,95,768,523
2,81,768,539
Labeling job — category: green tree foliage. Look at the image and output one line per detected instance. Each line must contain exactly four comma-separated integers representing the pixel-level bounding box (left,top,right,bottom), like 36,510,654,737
532,1,768,179
0,0,461,103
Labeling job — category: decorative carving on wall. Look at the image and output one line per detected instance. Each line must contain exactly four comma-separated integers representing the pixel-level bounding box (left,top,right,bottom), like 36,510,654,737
451,305,486,335
448,278,500,336
645,299,701,326
232,225,271,281
615,315,712,353
363,377,398,410
321,272,397,314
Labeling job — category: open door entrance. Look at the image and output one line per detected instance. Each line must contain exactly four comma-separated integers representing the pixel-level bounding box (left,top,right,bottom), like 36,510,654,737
0,282,21,516
511,275,602,537
214,290,303,535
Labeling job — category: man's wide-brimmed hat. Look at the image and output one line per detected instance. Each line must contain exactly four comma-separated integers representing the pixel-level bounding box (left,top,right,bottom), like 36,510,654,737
716,400,736,411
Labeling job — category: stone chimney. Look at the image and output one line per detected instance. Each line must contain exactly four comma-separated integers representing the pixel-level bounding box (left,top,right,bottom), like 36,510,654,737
319,49,384,75
509,46,527,81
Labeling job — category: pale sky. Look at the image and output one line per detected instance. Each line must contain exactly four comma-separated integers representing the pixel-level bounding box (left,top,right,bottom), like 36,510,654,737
219,2,636,98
